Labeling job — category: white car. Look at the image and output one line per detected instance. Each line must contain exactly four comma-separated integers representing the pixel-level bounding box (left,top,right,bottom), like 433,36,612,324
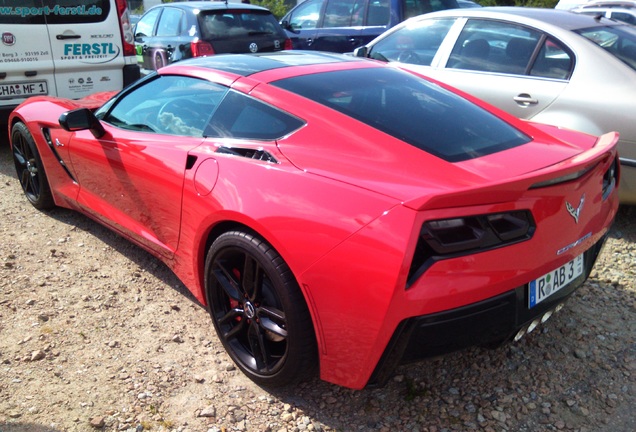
556,0,636,8
355,7,636,204
0,0,140,123
573,6,636,24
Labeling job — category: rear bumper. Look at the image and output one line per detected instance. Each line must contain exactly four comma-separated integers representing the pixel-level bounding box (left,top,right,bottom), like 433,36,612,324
368,232,608,387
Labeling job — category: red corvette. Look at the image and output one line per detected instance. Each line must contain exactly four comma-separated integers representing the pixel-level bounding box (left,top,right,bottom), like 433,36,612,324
8,52,619,389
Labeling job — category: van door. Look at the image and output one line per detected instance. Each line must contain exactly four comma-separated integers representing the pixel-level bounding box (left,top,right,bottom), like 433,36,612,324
45,0,128,99
0,0,55,109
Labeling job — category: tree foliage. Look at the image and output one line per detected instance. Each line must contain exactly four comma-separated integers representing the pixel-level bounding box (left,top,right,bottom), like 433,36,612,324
251,0,290,19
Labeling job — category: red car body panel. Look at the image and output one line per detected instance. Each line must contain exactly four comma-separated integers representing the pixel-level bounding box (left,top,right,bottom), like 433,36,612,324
8,55,619,389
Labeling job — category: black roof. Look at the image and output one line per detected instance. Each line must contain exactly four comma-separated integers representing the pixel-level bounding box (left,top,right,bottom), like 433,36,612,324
171,51,366,77
149,1,269,13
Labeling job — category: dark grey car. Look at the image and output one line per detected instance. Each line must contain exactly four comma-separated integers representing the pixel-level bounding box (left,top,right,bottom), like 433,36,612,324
134,1,291,73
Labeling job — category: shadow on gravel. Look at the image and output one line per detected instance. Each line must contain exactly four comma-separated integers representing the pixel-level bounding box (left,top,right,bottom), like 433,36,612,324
2,125,634,432
0,139,201,310
611,204,636,240
0,423,60,432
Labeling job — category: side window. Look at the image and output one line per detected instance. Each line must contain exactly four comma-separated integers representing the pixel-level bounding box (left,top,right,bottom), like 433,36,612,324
0,0,46,24
206,91,304,140
288,0,325,30
323,0,363,28
0,0,109,24
530,37,573,80
402,0,458,19
44,0,110,24
135,8,161,38
611,12,636,25
448,19,541,75
369,18,455,65
156,7,184,37
366,0,390,26
102,75,228,137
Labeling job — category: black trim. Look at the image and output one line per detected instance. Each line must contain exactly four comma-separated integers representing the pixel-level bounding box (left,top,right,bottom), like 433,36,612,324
620,157,636,169
123,64,141,87
368,233,609,387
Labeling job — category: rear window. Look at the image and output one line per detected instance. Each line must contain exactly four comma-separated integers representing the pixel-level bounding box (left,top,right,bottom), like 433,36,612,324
272,67,530,162
0,0,110,25
575,25,636,71
199,9,283,40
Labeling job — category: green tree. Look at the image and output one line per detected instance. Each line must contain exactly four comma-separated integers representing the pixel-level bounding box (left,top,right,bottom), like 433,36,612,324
251,0,291,20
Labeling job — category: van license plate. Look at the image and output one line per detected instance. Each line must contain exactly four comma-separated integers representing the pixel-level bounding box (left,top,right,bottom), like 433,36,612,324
529,254,584,308
0,81,48,100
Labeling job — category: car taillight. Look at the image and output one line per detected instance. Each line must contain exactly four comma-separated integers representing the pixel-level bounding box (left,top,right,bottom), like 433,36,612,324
115,0,136,57
283,38,293,50
191,40,215,57
407,211,535,287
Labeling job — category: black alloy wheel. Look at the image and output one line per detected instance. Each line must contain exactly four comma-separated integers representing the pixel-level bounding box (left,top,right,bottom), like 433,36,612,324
204,230,316,387
11,122,54,210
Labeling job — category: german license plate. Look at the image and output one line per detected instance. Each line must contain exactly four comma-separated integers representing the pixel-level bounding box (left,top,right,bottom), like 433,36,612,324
0,81,48,100
529,254,584,308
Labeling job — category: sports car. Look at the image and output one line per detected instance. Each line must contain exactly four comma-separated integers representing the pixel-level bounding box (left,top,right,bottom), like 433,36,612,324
8,52,619,389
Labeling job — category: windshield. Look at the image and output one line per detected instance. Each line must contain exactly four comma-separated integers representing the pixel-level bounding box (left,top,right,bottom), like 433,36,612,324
272,67,530,162
575,25,636,71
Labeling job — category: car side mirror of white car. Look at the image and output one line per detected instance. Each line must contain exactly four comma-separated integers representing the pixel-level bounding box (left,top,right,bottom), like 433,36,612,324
353,46,368,58
59,108,106,139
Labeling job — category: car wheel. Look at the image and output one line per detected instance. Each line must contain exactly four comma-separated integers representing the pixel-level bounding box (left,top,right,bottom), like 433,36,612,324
204,230,317,387
154,51,165,70
11,122,55,210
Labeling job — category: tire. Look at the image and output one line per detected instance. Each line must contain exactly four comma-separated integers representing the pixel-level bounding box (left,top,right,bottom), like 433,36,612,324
154,51,165,70
204,230,317,387
11,122,55,210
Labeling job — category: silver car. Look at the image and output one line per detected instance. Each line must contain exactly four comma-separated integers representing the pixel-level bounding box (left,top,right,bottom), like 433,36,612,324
355,7,636,204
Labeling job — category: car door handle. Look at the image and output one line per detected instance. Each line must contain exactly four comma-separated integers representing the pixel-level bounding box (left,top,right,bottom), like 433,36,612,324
513,94,538,106
306,38,313,46
56,34,81,40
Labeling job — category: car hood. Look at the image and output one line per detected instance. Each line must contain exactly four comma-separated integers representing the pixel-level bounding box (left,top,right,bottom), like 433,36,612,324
278,121,609,210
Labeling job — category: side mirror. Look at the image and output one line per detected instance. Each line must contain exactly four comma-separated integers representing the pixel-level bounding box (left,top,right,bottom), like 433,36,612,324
280,20,299,33
59,108,106,139
353,46,368,58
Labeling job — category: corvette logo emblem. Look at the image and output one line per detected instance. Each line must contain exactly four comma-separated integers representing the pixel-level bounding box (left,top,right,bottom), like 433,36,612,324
566,194,585,223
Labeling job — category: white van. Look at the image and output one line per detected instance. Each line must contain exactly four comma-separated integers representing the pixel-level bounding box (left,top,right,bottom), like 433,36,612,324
0,0,140,121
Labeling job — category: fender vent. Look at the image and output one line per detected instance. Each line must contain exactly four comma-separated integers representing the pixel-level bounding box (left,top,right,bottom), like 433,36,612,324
216,146,278,164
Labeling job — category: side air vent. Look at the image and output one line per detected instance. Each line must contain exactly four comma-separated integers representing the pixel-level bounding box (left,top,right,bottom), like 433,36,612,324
216,146,278,164
42,128,76,182
602,156,618,200
407,210,535,288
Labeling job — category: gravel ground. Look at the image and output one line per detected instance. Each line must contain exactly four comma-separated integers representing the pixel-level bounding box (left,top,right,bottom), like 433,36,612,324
0,137,634,432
